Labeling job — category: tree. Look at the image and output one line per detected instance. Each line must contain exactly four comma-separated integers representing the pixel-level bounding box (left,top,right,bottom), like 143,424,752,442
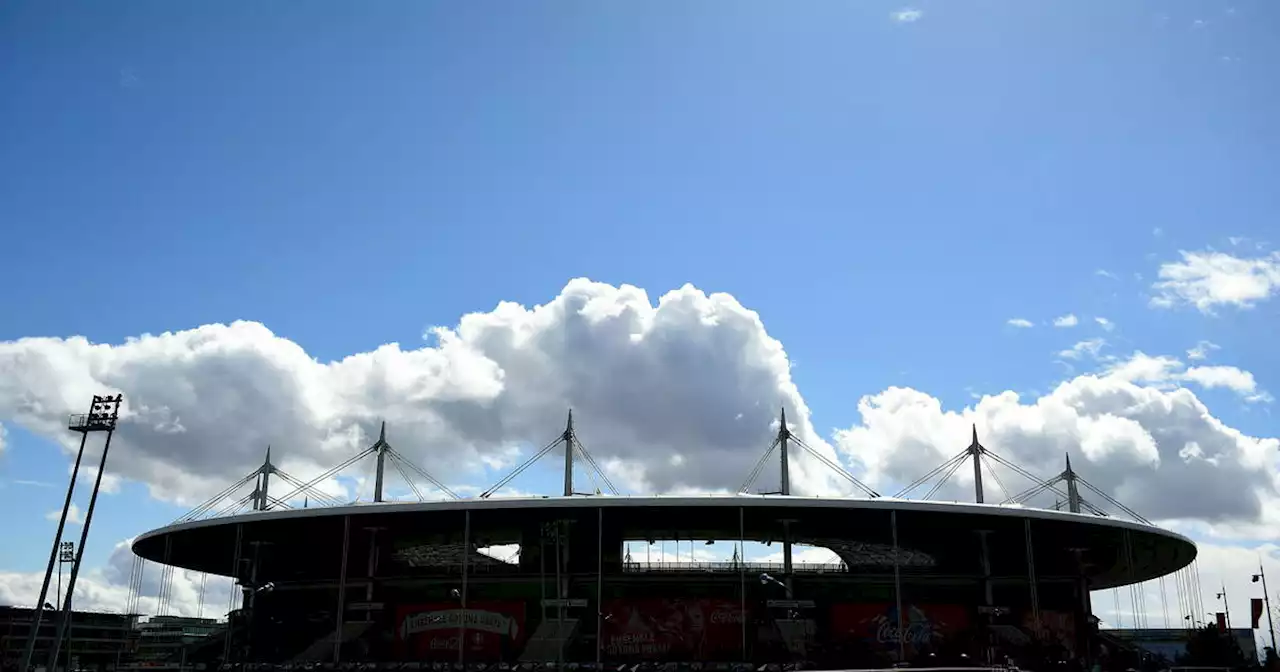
1177,625,1250,668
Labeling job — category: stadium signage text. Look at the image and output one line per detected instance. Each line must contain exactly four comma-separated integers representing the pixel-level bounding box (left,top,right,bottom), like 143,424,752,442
874,620,940,646
400,608,521,640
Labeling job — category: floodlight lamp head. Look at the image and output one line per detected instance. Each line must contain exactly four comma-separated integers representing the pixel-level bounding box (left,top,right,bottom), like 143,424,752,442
759,573,773,585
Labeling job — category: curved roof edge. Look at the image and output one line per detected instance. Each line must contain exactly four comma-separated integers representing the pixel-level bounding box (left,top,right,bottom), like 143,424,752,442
134,494,1195,552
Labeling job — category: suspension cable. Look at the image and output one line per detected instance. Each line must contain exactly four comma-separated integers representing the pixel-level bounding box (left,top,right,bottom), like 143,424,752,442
388,453,426,501
571,433,620,495
894,449,968,498
481,436,564,498
922,457,967,500
738,437,780,493
386,447,461,499
791,436,880,497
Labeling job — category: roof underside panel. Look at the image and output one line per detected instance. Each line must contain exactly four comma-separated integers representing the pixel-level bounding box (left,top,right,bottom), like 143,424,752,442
131,497,1194,590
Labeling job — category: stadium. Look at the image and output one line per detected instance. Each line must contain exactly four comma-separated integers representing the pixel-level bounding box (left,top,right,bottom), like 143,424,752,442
126,413,1198,668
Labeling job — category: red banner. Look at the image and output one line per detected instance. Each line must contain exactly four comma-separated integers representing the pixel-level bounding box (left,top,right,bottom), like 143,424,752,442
1253,599,1264,629
830,603,968,650
397,601,526,661
602,598,746,660
1216,612,1227,632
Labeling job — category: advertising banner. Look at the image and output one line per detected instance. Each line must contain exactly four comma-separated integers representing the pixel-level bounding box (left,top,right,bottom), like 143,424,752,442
830,603,967,651
602,598,746,660
1025,610,1077,655
397,601,526,661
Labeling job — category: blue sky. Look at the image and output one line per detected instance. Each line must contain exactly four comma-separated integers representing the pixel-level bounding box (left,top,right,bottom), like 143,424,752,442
1,0,1278,633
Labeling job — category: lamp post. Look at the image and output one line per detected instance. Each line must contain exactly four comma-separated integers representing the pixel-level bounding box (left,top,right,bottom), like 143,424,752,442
57,542,74,608
759,572,793,600
1253,567,1277,657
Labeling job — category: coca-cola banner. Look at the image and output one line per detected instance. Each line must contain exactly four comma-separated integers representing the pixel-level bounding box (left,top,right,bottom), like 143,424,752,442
397,601,526,661
830,603,967,651
602,598,746,660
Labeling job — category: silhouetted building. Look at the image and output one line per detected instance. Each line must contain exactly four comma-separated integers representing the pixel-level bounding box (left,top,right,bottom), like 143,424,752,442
0,606,134,672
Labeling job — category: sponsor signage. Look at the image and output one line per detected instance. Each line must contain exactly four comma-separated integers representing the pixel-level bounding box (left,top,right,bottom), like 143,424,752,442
766,599,815,609
397,601,526,661
831,603,967,651
1026,610,1077,655
602,598,746,660
540,598,588,608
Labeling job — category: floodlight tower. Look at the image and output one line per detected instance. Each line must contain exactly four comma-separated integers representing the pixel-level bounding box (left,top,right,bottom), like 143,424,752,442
44,395,125,672
21,395,122,672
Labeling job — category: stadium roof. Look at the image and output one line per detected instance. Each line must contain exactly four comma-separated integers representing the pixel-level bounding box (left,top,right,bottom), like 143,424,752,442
133,494,1196,590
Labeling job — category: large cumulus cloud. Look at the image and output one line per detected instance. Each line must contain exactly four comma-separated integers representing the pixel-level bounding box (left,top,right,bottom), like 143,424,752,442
2,278,1277,522
836,361,1280,526
0,279,844,505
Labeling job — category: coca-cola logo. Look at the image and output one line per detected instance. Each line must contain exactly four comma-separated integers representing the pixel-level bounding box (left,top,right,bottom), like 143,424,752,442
709,609,743,625
874,619,938,645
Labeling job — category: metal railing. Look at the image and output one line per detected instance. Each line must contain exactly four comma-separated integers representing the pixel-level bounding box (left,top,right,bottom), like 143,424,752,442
621,560,848,573
67,413,116,432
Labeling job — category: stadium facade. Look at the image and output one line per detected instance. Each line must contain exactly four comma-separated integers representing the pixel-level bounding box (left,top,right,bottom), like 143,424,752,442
124,415,1198,667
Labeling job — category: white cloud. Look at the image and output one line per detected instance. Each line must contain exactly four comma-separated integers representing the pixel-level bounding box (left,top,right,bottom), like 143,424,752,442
45,503,84,525
0,280,848,505
76,465,122,496
1058,338,1107,360
1187,340,1220,361
1006,318,1034,328
1182,366,1271,403
891,8,923,22
0,278,1272,524
1102,352,1268,402
1180,366,1256,394
1053,314,1079,328
1094,317,1115,331
1103,352,1185,385
1095,270,1118,280
1151,250,1280,313
834,360,1279,524
0,422,5,454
